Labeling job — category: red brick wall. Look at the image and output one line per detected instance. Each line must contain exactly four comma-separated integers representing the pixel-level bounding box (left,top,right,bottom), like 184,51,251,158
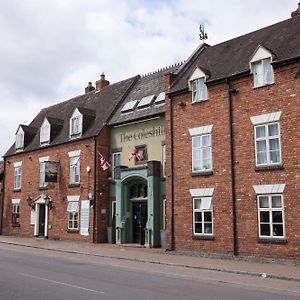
2,138,96,242
166,61,300,259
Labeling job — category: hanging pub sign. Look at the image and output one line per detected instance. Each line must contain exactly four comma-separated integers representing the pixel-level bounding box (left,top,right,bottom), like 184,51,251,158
45,161,59,183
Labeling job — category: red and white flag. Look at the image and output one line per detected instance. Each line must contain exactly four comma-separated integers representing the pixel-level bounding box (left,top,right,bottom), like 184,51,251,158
100,157,110,171
128,150,141,161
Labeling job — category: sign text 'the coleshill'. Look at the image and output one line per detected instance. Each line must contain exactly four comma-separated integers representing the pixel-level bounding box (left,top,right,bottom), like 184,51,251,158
120,126,165,143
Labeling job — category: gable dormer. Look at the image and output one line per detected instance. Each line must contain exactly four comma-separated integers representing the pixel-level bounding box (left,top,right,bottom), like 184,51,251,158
40,117,63,146
188,67,209,103
15,125,37,151
249,45,274,88
69,107,96,139
40,118,51,145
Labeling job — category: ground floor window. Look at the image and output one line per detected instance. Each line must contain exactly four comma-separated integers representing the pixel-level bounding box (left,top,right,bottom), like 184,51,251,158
257,194,284,238
12,200,20,226
67,201,79,230
193,197,213,235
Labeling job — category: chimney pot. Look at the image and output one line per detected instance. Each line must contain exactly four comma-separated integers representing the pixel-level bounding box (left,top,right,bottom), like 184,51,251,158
85,82,95,94
291,2,300,17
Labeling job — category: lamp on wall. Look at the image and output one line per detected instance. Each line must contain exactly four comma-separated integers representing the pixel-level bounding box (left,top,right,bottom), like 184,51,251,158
26,196,33,207
45,195,53,209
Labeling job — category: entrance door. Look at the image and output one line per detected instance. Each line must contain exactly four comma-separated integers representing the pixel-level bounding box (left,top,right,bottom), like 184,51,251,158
132,202,147,245
38,204,46,236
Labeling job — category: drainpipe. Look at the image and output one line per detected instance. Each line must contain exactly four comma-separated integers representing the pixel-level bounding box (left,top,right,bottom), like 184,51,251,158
170,96,175,250
226,78,238,256
93,136,97,243
0,159,6,235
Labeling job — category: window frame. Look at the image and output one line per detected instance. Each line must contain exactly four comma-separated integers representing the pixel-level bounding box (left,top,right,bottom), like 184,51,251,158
12,202,20,225
39,162,48,188
15,131,24,150
254,122,281,167
40,121,50,145
69,156,80,185
69,113,82,138
191,77,208,103
162,144,166,178
192,197,213,236
13,166,22,190
252,58,274,88
257,194,285,239
112,152,121,180
192,134,212,173
68,203,79,230
134,144,148,165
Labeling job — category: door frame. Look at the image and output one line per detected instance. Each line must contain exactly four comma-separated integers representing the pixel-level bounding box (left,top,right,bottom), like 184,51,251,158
34,196,49,237
131,200,148,245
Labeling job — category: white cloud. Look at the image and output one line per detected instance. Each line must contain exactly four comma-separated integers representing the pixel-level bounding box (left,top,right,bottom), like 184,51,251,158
0,0,297,157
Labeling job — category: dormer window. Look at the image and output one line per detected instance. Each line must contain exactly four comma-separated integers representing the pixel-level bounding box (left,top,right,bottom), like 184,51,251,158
188,67,208,103
69,108,82,138
40,119,50,145
250,45,274,88
15,127,24,150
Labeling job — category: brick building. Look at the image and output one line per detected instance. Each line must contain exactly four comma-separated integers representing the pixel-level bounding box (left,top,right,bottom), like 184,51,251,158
165,9,300,259
0,160,4,234
1,75,138,242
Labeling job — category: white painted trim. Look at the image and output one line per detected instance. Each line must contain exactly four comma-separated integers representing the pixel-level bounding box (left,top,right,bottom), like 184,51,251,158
250,112,281,125
188,67,206,83
189,125,213,136
39,156,49,163
253,184,286,194
250,45,273,64
190,188,214,197
67,195,80,202
12,198,20,204
13,161,22,167
68,150,81,158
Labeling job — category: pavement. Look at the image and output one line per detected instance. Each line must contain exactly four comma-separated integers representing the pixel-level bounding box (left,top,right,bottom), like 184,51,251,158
0,235,299,282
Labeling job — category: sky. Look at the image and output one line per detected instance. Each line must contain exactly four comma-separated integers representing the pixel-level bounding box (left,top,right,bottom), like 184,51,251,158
0,0,297,158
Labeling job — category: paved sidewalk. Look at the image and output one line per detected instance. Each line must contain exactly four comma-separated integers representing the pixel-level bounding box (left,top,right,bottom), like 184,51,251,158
0,235,299,282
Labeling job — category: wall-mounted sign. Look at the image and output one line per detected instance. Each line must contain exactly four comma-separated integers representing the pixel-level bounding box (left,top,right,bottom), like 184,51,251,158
45,161,59,183
120,125,165,143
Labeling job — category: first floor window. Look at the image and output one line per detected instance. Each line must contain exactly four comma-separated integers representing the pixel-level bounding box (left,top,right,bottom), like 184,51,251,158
252,58,273,87
70,116,81,136
14,166,22,190
39,162,47,187
70,156,80,184
67,201,79,230
112,152,121,179
193,197,213,235
12,200,20,225
191,77,208,102
192,134,212,172
258,194,284,238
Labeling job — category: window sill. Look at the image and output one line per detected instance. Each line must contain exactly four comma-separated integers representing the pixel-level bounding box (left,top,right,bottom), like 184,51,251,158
191,99,208,105
39,186,48,191
255,164,283,172
68,183,80,188
193,235,214,240
253,82,275,90
258,238,287,245
12,224,20,228
67,229,79,233
192,170,213,177
13,189,21,192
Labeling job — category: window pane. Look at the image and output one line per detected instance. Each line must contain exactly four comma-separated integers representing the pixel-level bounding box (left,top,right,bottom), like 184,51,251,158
202,135,211,147
204,223,212,234
269,138,279,151
273,224,283,236
194,198,201,210
254,63,263,86
260,224,270,236
202,159,211,170
271,196,282,208
257,140,266,151
268,124,278,136
257,151,267,165
204,212,212,222
259,197,269,208
270,150,280,164
263,59,273,84
194,212,202,222
256,126,266,138
272,211,282,223
193,149,201,161
193,160,201,172
192,136,201,148
195,223,202,234
260,211,269,222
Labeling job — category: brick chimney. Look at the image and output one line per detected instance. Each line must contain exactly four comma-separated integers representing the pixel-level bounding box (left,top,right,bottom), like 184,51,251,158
291,2,300,17
95,73,110,91
85,82,95,94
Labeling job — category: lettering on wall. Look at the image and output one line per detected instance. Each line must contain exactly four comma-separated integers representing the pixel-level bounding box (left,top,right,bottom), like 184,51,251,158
120,126,165,143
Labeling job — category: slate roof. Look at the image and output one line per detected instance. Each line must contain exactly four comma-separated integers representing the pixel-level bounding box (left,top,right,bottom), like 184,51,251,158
109,64,181,126
4,76,138,157
170,15,300,93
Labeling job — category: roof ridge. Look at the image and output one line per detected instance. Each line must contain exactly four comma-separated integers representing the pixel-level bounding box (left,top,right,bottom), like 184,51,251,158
141,62,184,78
